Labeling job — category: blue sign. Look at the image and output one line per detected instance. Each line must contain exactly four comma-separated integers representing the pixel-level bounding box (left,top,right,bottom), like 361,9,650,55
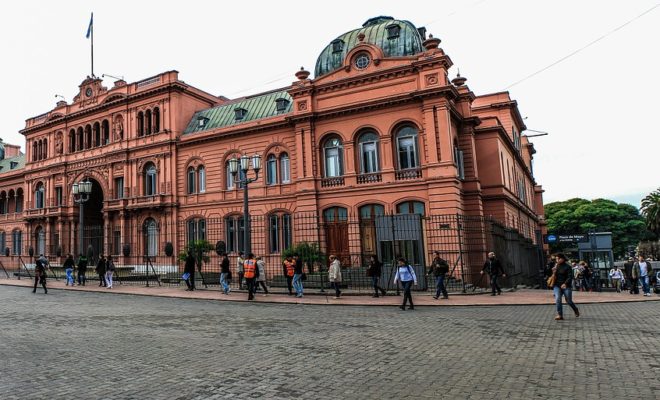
546,234,557,243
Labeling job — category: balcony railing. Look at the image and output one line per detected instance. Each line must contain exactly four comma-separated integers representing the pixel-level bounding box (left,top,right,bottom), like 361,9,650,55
357,173,382,184
395,168,422,180
321,177,345,188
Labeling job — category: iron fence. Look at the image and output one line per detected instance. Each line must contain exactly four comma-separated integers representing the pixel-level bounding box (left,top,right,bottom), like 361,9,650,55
0,213,543,293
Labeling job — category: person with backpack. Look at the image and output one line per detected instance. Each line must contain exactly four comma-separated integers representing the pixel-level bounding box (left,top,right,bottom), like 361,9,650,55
33,254,49,294
105,255,116,289
96,254,107,287
393,257,417,310
429,251,450,300
366,255,386,297
63,253,75,286
220,253,231,295
77,254,88,286
282,255,295,296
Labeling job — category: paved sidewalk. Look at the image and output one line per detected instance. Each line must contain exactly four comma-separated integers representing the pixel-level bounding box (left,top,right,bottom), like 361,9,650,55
2,278,658,306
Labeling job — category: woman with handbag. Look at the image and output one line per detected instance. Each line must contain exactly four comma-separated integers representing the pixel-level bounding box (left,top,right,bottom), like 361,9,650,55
551,253,580,321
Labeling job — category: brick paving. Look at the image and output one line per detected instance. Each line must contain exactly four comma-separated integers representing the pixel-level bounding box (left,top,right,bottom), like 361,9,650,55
0,284,658,399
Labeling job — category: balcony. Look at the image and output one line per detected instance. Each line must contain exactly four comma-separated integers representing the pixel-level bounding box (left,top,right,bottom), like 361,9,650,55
395,168,422,180
357,173,382,184
127,194,172,210
321,177,345,188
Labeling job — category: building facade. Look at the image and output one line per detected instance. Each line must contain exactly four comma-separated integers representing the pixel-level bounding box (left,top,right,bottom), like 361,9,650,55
0,16,545,281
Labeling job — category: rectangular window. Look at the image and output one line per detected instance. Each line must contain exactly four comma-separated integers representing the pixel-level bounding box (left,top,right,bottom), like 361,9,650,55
280,156,290,183
187,220,196,244
0,232,5,253
398,137,417,169
269,215,279,253
226,164,234,189
115,177,124,199
226,218,235,252
12,231,22,255
361,142,378,173
267,157,277,185
198,219,206,241
187,169,196,194
55,187,63,206
282,214,292,250
113,230,121,255
198,167,206,193
325,148,342,177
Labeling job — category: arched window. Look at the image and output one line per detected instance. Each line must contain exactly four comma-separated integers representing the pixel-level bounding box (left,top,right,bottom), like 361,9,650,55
145,109,152,135
187,166,196,194
102,120,110,144
93,122,101,147
137,111,144,136
85,125,92,149
323,206,348,222
396,126,419,169
280,153,290,183
42,139,47,159
186,218,206,244
198,166,206,193
153,107,160,133
77,127,84,151
0,192,6,215
323,135,344,177
35,183,45,209
396,201,425,216
35,226,45,256
266,154,277,185
7,190,14,214
144,163,157,196
143,218,158,257
269,213,292,253
12,229,22,255
15,189,23,213
69,129,76,153
358,131,380,174
32,142,37,161
359,204,385,219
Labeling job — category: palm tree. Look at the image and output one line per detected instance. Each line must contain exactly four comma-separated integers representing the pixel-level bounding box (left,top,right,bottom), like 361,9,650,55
641,188,660,235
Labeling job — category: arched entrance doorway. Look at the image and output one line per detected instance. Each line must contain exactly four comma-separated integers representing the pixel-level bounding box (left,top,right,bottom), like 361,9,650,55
81,178,104,261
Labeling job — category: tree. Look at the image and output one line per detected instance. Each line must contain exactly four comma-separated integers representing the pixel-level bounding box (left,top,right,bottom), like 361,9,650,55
545,198,652,258
178,240,213,271
641,188,660,236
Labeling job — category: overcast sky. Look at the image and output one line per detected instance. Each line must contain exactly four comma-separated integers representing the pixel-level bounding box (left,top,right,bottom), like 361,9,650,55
0,0,658,207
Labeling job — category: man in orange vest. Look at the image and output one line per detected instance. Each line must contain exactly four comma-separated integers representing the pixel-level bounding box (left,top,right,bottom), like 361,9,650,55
243,253,259,300
282,255,295,295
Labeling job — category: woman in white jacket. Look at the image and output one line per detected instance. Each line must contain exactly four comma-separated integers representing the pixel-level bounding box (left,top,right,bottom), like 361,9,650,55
328,255,342,299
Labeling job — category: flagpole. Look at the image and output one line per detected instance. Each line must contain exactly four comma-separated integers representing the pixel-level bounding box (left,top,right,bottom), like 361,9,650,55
90,12,94,77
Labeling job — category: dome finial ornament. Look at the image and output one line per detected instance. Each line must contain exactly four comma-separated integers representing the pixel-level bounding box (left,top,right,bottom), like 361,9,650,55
295,67,310,80
452,70,467,87
423,34,441,50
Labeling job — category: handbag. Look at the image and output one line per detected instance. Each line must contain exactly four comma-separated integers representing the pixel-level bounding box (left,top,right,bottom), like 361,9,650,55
182,272,190,281
546,273,556,288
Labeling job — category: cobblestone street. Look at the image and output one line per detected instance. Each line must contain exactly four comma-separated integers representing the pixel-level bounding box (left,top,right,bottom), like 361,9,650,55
0,285,658,399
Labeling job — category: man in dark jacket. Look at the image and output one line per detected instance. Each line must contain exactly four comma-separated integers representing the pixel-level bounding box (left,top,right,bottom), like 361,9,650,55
184,250,196,291
552,253,579,320
623,257,634,293
481,252,506,295
33,254,48,294
429,251,449,299
77,254,88,286
96,254,107,287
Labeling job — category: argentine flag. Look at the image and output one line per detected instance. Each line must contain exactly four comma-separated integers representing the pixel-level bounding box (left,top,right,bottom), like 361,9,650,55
85,13,93,39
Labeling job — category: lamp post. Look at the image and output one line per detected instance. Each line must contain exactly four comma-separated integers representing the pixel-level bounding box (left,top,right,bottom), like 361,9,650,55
72,179,92,256
228,154,261,255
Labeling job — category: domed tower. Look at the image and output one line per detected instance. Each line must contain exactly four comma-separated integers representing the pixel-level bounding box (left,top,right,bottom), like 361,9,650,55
314,16,425,78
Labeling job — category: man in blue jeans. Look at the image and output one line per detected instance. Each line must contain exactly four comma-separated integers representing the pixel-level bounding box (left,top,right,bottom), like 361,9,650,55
429,251,449,299
292,254,304,298
635,256,653,296
551,253,580,320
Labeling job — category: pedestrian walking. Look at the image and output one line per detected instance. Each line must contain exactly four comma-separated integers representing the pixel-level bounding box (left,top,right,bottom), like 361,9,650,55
183,250,196,291
243,253,259,301
551,253,580,321
394,257,417,310
220,253,231,295
105,255,115,289
429,251,449,299
292,253,305,298
366,255,386,297
63,253,75,286
255,256,269,296
623,257,634,292
282,255,295,295
481,252,506,295
96,254,107,287
634,256,653,296
328,255,342,299
237,252,245,290
579,261,592,292
630,258,641,295
32,254,49,294
544,255,556,289
609,264,623,293
77,254,88,286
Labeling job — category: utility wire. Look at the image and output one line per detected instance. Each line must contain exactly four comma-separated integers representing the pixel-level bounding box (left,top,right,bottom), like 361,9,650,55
504,3,660,90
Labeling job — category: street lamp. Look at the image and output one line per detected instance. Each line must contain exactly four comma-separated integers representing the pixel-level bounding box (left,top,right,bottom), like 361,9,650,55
73,179,92,256
229,154,261,255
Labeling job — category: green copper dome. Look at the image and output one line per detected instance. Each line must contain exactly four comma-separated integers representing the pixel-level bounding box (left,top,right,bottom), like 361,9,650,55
314,16,425,78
